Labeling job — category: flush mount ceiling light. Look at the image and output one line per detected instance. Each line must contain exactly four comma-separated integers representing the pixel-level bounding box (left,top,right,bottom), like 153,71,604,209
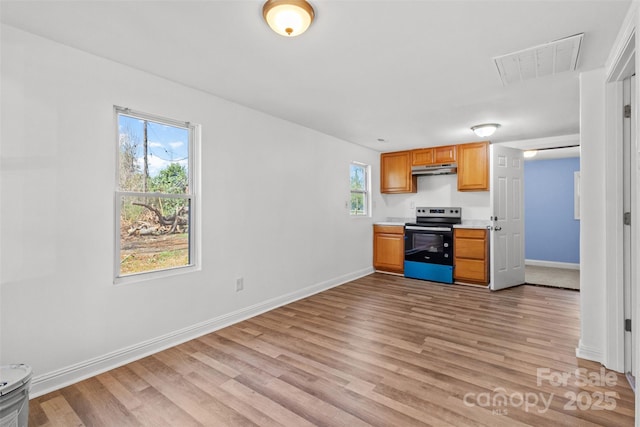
523,150,538,158
263,0,315,37
471,123,501,138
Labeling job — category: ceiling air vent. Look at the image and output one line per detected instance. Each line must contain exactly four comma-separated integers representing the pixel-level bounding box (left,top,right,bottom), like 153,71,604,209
493,33,583,85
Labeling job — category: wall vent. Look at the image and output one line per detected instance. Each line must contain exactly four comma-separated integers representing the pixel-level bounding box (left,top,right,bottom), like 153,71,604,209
493,33,583,85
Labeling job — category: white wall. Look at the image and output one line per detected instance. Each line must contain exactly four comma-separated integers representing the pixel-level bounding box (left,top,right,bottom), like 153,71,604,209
578,68,607,362
376,174,491,220
0,25,379,396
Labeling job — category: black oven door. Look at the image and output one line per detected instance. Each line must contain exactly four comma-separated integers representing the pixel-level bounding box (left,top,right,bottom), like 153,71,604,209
404,226,453,266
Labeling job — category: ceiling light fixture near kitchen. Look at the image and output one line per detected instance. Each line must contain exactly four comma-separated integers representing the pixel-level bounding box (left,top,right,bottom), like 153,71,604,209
471,123,501,138
263,0,315,37
523,150,538,158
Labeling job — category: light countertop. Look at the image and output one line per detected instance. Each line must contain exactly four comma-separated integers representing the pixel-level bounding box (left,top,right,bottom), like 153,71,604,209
454,220,492,229
374,218,491,228
373,217,413,226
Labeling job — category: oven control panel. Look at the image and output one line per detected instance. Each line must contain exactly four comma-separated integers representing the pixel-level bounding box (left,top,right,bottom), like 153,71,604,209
416,207,461,218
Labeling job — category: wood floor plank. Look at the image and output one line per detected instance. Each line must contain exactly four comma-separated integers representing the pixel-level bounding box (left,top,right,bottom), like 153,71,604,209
218,378,317,427
59,377,140,427
29,274,635,426
39,395,86,427
95,372,142,411
184,373,283,427
132,383,202,427
130,355,256,426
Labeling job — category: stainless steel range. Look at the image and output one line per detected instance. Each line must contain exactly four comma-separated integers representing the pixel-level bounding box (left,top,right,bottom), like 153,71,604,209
404,207,461,284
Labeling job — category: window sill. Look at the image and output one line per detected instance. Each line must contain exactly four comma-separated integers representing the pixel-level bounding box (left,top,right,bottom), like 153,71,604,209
114,264,200,286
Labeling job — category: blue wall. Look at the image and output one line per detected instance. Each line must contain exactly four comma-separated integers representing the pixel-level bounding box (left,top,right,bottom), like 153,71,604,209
524,157,580,264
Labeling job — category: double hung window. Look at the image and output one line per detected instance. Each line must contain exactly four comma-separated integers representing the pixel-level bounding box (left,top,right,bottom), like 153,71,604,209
115,107,198,281
350,162,370,216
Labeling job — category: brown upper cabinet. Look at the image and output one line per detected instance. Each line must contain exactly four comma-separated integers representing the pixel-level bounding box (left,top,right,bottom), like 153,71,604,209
382,142,487,194
412,145,456,166
381,150,417,194
434,145,457,164
411,148,434,166
457,141,489,191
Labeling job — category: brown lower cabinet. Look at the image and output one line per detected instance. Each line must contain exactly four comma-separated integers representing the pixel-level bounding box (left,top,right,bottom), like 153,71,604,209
373,225,405,275
454,228,489,285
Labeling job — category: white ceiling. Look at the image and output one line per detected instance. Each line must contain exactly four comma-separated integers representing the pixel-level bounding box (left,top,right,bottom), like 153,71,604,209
0,0,631,152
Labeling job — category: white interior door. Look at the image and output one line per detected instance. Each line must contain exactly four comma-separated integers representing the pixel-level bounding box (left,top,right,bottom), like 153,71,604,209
490,144,525,290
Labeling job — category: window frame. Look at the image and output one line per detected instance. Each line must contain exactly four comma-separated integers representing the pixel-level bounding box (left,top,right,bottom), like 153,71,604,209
350,161,371,217
114,106,200,284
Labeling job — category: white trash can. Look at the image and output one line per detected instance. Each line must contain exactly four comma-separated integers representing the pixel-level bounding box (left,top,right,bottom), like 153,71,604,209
0,364,32,427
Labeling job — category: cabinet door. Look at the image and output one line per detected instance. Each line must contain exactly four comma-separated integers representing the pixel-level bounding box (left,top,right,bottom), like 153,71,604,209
373,228,405,274
434,145,457,163
381,151,417,194
411,148,435,166
457,141,489,191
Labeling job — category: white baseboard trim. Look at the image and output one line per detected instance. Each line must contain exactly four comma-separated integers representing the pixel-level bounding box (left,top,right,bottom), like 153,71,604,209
576,340,604,364
29,267,374,398
525,259,580,270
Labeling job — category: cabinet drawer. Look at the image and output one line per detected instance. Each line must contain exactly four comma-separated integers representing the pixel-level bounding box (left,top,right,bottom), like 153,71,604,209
455,239,486,259
454,259,487,282
455,228,486,239
374,225,404,234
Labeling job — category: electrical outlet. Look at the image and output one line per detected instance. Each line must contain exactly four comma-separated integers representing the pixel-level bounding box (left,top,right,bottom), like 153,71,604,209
409,201,415,209
236,277,244,292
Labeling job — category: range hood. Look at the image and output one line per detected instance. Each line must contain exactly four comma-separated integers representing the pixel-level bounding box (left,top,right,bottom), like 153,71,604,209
411,163,457,176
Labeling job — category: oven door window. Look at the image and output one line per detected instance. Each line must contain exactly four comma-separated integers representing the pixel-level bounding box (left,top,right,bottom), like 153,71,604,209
410,234,443,255
405,230,452,265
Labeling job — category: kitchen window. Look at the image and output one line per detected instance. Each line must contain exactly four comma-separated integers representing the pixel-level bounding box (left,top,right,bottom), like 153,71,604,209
350,162,370,216
114,106,199,283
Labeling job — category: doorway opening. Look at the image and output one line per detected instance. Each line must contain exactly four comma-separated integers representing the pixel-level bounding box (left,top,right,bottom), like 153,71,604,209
498,139,581,291
523,146,581,290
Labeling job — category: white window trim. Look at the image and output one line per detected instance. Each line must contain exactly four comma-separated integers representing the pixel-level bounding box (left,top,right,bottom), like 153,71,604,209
113,106,201,285
350,161,371,218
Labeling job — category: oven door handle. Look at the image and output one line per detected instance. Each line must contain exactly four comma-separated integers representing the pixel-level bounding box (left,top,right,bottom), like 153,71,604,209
405,226,452,232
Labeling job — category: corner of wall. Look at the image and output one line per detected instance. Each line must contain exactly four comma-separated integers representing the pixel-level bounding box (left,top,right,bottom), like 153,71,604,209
576,340,604,364
578,67,607,366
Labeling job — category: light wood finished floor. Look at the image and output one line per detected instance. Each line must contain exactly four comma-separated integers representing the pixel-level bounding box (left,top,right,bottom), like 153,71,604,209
29,274,634,426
